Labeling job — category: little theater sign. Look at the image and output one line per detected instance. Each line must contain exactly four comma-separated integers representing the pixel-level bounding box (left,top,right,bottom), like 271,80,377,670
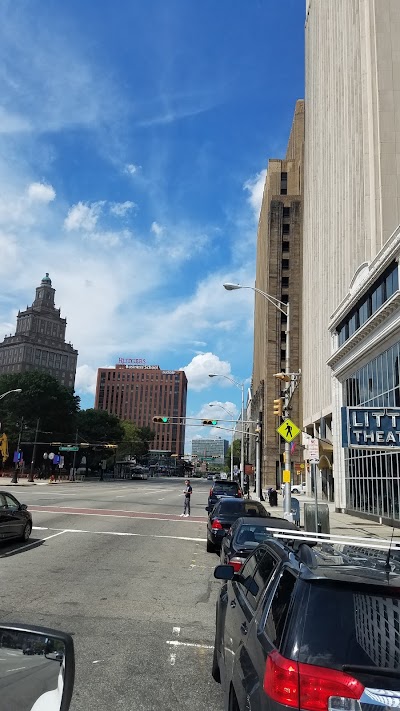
342,407,400,449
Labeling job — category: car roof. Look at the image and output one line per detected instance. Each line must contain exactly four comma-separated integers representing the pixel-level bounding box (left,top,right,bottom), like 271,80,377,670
258,539,400,588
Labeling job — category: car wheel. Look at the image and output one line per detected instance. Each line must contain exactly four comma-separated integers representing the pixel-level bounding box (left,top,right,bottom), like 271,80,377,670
207,538,215,553
21,522,32,541
292,489,298,494
211,644,221,683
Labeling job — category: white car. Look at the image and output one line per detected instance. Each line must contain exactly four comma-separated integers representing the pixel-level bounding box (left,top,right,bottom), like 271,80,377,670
291,482,306,494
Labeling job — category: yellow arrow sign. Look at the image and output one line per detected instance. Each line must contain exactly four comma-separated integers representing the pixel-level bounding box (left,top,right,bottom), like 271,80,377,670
277,418,301,443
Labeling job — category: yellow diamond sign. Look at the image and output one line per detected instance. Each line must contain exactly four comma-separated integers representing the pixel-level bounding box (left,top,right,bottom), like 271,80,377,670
277,418,301,443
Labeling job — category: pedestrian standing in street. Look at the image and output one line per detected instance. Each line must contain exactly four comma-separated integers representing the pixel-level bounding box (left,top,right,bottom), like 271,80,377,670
180,479,192,517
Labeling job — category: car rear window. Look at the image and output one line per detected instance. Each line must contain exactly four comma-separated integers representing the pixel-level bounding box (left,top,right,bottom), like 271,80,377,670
213,483,239,495
218,500,244,513
235,524,278,547
298,581,400,670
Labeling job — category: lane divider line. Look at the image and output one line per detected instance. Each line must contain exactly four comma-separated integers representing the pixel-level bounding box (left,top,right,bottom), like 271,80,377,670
33,526,207,543
166,641,213,650
1,530,67,557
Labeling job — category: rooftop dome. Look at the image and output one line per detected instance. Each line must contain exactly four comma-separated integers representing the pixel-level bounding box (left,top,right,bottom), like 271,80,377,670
41,273,52,286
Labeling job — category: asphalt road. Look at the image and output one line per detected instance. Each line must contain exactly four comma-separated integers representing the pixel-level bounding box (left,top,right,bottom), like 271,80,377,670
0,477,224,711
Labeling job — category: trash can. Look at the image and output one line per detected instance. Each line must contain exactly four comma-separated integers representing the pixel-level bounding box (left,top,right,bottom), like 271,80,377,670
304,502,330,534
290,498,301,527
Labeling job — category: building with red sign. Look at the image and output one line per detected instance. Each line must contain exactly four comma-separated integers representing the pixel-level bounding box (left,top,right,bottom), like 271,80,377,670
94,363,187,456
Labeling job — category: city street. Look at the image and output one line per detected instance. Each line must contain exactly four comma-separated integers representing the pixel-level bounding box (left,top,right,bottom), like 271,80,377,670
0,478,223,711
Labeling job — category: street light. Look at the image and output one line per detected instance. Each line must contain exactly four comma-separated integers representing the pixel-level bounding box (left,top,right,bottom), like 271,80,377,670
0,388,22,400
209,374,245,490
223,282,293,519
209,403,236,481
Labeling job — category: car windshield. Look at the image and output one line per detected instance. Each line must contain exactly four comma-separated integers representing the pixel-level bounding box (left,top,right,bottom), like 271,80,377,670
298,581,400,670
213,483,238,495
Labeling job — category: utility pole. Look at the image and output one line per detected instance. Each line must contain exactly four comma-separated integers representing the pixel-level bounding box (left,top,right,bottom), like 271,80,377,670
283,302,291,518
255,421,261,499
71,429,78,481
28,418,40,483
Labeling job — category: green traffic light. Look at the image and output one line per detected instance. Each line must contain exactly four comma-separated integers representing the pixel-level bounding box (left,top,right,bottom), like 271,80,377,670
211,420,217,425
162,417,168,423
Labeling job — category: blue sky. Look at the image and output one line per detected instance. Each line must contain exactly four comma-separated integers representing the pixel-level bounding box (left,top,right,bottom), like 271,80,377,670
0,0,305,451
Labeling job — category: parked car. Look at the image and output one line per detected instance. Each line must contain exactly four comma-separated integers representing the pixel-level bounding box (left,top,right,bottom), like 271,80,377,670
212,536,400,710
207,473,214,481
208,479,243,510
206,498,269,552
0,491,32,542
291,482,306,494
220,516,299,571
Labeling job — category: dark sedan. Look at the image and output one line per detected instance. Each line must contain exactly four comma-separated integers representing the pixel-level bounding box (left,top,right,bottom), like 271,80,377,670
0,492,32,542
206,498,270,552
220,516,299,571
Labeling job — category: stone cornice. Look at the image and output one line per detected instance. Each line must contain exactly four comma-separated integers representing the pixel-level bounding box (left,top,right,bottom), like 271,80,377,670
327,292,400,369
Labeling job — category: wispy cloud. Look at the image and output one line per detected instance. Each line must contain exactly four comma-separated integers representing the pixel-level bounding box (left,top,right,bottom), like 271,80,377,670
109,201,136,217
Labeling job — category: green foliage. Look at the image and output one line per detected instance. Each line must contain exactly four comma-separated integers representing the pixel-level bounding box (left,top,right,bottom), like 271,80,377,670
76,409,124,444
0,371,79,449
225,439,241,467
117,421,155,460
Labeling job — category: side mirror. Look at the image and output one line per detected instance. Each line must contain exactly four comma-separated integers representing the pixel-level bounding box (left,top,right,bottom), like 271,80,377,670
0,623,75,710
205,506,210,512
20,503,28,511
214,564,234,581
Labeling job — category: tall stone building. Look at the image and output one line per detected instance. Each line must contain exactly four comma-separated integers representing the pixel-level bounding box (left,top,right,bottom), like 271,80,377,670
0,274,78,388
250,100,304,489
303,0,400,522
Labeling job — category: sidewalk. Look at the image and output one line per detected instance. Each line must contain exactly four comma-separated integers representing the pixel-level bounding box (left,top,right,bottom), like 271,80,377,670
252,492,400,542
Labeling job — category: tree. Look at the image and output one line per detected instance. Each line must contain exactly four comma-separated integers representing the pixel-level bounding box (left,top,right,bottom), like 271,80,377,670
0,371,79,455
225,439,241,468
76,409,124,444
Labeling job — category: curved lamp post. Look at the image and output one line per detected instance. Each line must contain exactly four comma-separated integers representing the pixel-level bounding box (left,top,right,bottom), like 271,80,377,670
223,282,293,518
209,374,245,490
209,403,236,480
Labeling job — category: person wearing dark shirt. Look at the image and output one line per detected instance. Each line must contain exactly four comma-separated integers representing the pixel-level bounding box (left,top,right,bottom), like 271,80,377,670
181,479,192,517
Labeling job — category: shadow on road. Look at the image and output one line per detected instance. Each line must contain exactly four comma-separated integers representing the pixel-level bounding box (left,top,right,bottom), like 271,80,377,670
0,537,46,558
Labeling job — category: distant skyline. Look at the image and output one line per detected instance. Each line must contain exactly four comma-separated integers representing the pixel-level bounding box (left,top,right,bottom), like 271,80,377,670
0,0,305,450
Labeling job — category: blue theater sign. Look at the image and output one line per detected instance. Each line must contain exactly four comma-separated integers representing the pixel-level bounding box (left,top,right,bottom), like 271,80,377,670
342,407,400,449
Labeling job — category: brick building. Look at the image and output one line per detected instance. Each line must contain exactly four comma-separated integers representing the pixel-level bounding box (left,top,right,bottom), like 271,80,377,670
94,362,187,456
0,273,78,388
250,100,304,489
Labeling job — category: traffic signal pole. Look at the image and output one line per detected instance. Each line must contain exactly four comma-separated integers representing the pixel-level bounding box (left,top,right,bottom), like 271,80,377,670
283,303,292,519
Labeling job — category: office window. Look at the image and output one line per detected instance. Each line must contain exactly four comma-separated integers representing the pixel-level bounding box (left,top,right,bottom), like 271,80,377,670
386,268,399,300
358,299,371,327
283,207,290,219
280,172,288,195
282,277,289,288
372,283,385,312
282,223,290,235
282,241,290,252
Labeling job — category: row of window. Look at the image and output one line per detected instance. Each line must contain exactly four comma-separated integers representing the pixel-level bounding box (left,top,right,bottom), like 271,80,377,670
338,262,399,346
101,371,182,383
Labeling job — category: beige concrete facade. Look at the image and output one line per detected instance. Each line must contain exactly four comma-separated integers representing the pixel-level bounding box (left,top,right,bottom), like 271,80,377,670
303,0,400,429
251,100,304,489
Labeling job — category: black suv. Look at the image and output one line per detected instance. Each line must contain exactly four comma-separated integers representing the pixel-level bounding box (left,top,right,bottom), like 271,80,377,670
212,537,400,710
208,480,242,510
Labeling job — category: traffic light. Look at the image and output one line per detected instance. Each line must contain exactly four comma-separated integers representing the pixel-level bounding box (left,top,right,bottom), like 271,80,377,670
273,398,283,417
202,419,218,426
104,444,118,449
153,416,169,423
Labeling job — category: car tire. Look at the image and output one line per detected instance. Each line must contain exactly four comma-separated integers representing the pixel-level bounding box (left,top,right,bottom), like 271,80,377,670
207,538,215,553
21,522,32,541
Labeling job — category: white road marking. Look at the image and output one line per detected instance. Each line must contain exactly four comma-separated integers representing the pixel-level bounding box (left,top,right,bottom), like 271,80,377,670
158,498,165,501
1,530,67,557
92,660,104,664
7,667,26,672
33,526,206,542
172,627,181,636
166,641,213,650
30,509,204,524
170,653,176,665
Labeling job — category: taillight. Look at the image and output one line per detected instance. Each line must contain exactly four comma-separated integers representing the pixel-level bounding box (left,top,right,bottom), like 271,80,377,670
209,488,213,496
264,651,364,711
238,489,243,497
229,557,245,572
211,519,223,530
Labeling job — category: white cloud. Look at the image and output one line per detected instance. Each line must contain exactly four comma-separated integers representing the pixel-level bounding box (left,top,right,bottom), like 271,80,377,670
64,201,104,232
124,164,140,176
27,181,56,203
151,221,164,236
74,364,98,395
181,352,233,391
109,201,136,217
185,400,239,452
243,169,267,220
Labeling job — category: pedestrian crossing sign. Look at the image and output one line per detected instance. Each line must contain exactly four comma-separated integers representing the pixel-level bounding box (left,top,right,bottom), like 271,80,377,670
277,418,301,443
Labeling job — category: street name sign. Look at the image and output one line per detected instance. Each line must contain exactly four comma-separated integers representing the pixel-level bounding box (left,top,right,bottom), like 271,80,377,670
59,446,79,452
308,438,320,463
277,418,301,443
342,407,400,449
